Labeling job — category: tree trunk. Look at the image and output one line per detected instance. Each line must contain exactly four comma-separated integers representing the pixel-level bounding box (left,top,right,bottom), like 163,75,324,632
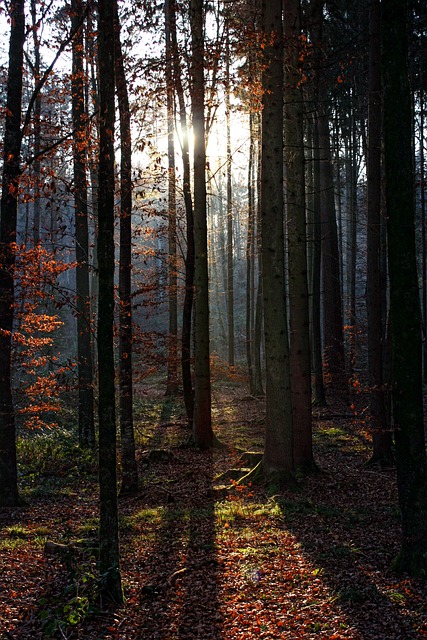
382,0,427,576
97,0,123,603
71,0,95,450
246,110,255,393
366,0,393,464
309,115,327,408
190,0,213,448
225,31,235,368
114,0,138,495
170,0,195,425
261,0,293,480
0,0,25,508
165,0,179,396
284,0,314,471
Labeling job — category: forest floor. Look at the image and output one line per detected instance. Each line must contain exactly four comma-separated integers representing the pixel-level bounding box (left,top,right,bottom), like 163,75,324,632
1,376,427,640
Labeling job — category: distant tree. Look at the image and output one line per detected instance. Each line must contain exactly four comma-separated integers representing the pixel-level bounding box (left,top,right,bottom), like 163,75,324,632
382,0,427,576
97,0,123,602
0,0,25,508
261,0,293,480
190,0,213,448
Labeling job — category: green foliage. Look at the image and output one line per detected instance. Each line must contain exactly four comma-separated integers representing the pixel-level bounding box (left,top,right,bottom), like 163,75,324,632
17,430,96,494
39,565,99,637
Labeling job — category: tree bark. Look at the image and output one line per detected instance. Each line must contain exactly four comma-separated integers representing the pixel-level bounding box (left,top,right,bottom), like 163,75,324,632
71,0,95,450
114,0,138,495
382,0,427,576
261,0,293,480
170,0,195,425
190,0,213,448
165,0,179,396
97,0,123,602
284,0,314,471
0,0,25,508
366,0,393,464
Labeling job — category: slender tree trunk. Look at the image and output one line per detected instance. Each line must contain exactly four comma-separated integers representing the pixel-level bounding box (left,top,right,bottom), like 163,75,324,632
254,112,264,397
225,31,235,368
366,0,393,464
246,110,255,393
190,0,213,448
30,0,41,245
114,0,138,494
71,0,95,450
170,0,195,424
309,115,327,407
318,107,346,392
165,0,179,395
382,0,427,576
97,0,123,603
284,0,314,470
0,0,25,508
261,0,293,480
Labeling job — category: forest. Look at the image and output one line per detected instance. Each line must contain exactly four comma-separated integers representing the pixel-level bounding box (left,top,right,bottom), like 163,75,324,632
1,0,427,638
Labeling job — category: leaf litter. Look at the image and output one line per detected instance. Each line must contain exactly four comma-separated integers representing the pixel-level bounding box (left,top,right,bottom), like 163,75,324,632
0,386,426,639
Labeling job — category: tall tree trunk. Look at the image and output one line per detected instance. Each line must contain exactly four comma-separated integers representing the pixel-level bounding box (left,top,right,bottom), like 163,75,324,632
253,112,264,397
165,0,179,396
246,110,256,393
0,0,25,508
30,0,41,245
97,0,123,603
284,0,314,471
382,0,427,576
366,0,393,464
261,0,293,480
190,0,213,448
170,0,195,425
225,31,235,368
318,106,346,393
114,0,138,494
309,115,327,407
71,0,95,450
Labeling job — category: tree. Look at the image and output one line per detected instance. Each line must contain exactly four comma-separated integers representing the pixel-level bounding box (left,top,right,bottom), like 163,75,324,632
382,0,427,576
190,0,213,448
0,0,25,508
97,0,123,602
366,0,393,465
114,0,138,494
71,0,95,450
225,28,235,368
169,0,195,425
284,0,314,471
261,0,293,480
165,0,179,396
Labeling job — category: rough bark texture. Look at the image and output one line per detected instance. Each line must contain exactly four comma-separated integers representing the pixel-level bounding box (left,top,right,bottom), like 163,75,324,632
382,0,427,576
190,0,213,448
114,0,138,495
366,0,393,465
97,0,123,603
284,0,314,471
0,0,25,508
261,0,293,480
71,0,95,450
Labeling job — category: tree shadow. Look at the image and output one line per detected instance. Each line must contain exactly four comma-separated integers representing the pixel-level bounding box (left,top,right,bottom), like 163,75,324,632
128,448,222,639
275,464,426,639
